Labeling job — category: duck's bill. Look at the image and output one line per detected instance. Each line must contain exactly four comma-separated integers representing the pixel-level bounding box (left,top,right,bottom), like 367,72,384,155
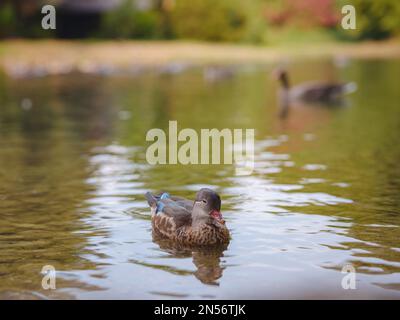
210,210,224,222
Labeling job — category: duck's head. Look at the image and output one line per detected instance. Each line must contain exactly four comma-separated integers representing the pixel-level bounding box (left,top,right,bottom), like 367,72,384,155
192,188,224,223
272,68,289,88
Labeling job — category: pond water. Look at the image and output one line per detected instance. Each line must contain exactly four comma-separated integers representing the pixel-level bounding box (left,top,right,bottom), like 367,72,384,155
0,58,400,299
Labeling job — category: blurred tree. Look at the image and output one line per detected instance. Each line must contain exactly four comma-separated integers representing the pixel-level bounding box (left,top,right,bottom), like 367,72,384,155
99,0,161,39
264,0,339,28
1,0,400,42
154,0,175,39
336,0,400,40
0,0,57,38
0,3,17,38
170,0,262,42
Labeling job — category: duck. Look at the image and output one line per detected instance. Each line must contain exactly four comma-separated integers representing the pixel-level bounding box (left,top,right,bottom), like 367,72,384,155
273,68,357,117
145,188,230,246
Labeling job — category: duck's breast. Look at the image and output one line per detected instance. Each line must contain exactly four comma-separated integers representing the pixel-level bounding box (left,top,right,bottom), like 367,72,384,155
177,223,230,246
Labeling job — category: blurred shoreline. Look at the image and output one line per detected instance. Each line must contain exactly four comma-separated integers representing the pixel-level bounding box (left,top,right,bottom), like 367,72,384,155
1,39,400,78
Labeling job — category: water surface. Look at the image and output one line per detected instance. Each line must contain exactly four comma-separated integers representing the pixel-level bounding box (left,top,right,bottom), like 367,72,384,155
0,58,400,299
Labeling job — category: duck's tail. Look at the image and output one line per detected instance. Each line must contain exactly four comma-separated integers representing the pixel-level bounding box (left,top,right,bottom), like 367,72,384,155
145,192,171,208
145,192,157,208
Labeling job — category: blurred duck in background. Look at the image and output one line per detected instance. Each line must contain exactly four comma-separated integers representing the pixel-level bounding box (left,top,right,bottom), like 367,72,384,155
273,68,357,118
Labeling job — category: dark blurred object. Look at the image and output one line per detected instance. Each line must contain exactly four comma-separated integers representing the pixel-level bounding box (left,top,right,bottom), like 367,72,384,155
59,0,122,12
0,0,162,39
0,0,121,38
57,0,121,38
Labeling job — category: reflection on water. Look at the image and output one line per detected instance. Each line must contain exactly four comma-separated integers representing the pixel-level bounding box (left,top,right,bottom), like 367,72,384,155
151,238,227,286
0,58,400,299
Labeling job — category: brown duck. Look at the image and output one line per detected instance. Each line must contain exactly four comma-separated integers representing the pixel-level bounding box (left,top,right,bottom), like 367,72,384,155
145,189,230,246
274,68,357,117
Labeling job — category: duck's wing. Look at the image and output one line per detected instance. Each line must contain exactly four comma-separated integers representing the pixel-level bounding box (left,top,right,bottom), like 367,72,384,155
146,192,193,211
146,192,192,229
171,198,194,211
159,200,192,228
292,82,356,102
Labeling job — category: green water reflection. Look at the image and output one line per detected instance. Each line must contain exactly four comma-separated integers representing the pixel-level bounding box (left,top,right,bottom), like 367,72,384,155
0,58,399,299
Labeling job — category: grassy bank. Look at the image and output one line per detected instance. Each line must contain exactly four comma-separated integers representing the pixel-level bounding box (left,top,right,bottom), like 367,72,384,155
1,39,400,77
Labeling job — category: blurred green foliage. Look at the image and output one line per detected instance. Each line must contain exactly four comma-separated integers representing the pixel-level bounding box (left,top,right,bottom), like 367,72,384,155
1,0,400,42
0,3,16,38
336,0,400,40
0,1,54,38
99,0,161,39
170,0,262,42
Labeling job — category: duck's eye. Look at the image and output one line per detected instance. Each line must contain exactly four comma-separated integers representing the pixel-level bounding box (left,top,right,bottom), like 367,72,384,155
202,199,207,204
